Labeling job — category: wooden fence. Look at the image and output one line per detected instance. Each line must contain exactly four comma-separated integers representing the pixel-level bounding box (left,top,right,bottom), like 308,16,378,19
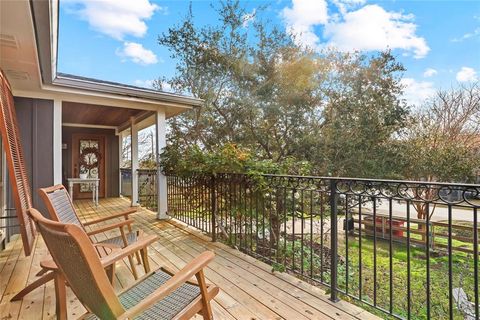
353,212,479,254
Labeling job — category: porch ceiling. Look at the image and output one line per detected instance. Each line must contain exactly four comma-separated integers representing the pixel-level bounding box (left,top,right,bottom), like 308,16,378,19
62,101,146,127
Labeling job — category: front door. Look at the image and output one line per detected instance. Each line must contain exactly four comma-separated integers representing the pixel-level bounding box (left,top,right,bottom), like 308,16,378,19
72,134,106,199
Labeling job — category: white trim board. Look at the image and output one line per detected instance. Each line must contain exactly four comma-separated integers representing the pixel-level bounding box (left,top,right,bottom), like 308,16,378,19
62,123,118,130
53,99,62,184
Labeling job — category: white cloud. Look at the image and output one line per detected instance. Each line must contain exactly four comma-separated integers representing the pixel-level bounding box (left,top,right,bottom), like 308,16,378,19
133,79,155,88
117,42,159,65
456,67,478,82
452,27,480,42
423,68,437,78
281,1,429,58
159,81,173,92
400,78,436,106
332,0,366,15
324,5,430,58
65,0,159,40
282,0,328,49
134,80,174,92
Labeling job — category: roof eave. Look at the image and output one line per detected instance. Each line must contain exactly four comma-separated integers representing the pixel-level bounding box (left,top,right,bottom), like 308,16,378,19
29,0,203,108
53,74,203,107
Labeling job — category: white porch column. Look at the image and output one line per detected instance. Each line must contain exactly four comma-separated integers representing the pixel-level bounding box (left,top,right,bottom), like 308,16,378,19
130,119,139,206
53,99,62,185
155,110,168,219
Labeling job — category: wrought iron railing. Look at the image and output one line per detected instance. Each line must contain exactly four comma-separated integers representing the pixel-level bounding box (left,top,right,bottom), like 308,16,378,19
137,169,157,210
166,173,480,320
167,175,214,235
121,168,158,210
120,168,132,197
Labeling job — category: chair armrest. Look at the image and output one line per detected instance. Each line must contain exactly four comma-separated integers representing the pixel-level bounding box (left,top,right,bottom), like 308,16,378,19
39,259,57,271
160,266,201,286
100,234,158,268
83,209,137,226
92,243,115,258
86,220,134,236
121,251,215,319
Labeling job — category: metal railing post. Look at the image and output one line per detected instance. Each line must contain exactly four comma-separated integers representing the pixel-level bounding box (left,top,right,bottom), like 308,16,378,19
136,169,140,206
211,174,217,242
330,179,339,302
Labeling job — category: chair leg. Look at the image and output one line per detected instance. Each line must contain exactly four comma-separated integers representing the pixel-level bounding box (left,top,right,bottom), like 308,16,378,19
140,248,150,273
11,271,55,301
134,251,142,265
36,268,49,277
54,272,67,320
127,254,139,279
120,227,139,279
195,270,213,320
106,263,116,284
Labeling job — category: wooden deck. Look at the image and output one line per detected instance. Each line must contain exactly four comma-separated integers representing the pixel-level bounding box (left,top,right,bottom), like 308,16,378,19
0,197,379,320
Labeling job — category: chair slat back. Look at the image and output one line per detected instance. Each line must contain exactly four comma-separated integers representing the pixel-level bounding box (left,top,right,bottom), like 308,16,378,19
28,208,125,318
0,69,35,256
38,185,84,229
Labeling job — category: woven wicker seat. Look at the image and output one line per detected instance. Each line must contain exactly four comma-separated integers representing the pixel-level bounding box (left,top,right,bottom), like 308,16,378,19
99,230,138,247
28,208,219,320
84,270,202,320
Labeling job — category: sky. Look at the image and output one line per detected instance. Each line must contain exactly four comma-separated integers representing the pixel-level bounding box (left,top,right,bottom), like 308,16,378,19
58,0,480,106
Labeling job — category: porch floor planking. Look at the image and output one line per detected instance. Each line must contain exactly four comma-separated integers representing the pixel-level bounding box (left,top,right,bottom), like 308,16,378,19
140,219,324,319
91,197,378,320
0,236,25,318
82,201,272,320
158,224,346,320
17,237,49,319
0,197,380,319
134,209,375,320
167,221,379,320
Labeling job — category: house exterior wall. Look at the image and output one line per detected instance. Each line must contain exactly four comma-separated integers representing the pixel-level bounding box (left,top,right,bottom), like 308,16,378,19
62,126,119,197
10,97,54,219
3,97,121,244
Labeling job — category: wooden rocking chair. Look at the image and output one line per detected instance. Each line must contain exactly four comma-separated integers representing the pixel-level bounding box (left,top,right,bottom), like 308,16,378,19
38,184,157,280
28,208,219,320
11,185,158,319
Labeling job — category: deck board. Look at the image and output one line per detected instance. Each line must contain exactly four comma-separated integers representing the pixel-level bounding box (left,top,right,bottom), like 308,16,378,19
0,197,380,320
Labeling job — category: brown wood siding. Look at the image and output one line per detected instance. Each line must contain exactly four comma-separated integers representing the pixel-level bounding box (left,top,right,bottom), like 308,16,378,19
62,127,119,197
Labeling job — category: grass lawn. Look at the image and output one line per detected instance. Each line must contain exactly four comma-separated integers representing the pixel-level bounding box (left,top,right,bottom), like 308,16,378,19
335,233,477,319
269,229,477,319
